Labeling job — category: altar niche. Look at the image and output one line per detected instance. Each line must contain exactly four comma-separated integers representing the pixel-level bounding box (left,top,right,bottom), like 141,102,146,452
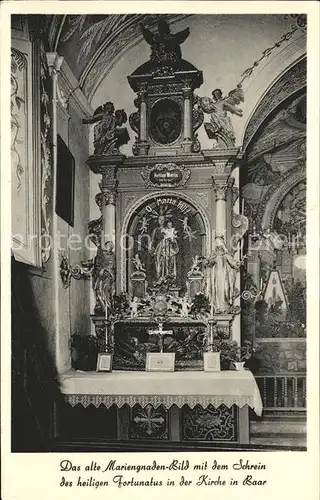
125,194,207,298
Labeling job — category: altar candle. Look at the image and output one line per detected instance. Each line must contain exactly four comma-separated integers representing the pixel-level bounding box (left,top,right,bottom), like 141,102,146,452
105,302,108,320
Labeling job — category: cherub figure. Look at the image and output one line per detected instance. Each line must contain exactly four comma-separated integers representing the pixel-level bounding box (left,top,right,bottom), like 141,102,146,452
130,296,140,318
180,295,191,318
132,253,146,273
83,101,129,155
198,85,244,147
139,216,149,234
180,216,192,238
163,220,178,241
188,255,203,276
179,215,197,241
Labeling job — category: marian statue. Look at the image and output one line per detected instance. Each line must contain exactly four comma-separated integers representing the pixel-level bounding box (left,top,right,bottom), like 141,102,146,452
197,86,244,147
92,240,116,314
151,215,180,285
83,101,129,155
205,236,241,314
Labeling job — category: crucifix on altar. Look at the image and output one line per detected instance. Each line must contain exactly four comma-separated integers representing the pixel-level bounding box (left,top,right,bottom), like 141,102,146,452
148,323,174,353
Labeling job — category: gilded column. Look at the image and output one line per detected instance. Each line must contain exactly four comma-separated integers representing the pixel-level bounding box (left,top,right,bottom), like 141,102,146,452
139,88,147,142
137,84,149,155
100,186,117,247
212,179,229,237
181,82,193,153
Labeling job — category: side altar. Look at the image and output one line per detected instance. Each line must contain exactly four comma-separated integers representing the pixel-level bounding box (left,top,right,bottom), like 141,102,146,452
59,19,260,446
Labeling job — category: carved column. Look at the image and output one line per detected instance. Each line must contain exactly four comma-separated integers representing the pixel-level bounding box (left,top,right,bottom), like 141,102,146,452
137,84,149,155
181,83,193,153
100,185,117,246
212,178,229,237
210,156,237,339
139,87,147,141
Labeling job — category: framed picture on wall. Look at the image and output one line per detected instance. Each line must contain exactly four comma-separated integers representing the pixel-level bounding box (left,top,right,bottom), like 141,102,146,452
56,134,75,227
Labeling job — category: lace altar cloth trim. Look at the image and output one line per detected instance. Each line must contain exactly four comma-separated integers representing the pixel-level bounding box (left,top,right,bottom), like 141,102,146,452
60,370,263,416
64,394,261,415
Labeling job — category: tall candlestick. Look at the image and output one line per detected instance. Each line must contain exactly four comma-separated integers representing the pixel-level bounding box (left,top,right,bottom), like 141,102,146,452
105,303,108,353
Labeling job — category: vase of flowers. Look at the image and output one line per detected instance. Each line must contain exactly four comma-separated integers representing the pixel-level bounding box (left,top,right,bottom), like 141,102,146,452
231,340,254,370
71,334,102,371
205,339,254,370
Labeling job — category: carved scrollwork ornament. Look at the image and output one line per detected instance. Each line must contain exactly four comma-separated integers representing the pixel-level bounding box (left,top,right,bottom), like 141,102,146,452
95,192,103,210
129,110,140,135
102,189,117,206
182,86,193,99
232,186,240,206
191,134,201,153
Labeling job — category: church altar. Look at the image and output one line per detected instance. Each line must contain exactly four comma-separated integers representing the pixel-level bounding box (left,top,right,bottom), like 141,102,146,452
60,370,262,444
61,19,258,447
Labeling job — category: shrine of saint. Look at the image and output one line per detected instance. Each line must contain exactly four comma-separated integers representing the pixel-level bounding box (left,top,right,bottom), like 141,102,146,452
11,13,307,451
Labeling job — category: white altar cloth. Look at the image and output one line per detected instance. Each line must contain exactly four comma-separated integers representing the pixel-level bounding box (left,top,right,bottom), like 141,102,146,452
60,370,263,416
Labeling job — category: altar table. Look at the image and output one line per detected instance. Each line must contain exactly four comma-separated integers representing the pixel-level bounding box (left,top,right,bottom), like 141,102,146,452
60,370,262,444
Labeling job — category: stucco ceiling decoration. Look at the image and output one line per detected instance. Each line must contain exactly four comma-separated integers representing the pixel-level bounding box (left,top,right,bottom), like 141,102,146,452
50,14,190,101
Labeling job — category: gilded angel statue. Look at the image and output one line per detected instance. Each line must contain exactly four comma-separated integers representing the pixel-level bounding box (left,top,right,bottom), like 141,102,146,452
197,85,244,147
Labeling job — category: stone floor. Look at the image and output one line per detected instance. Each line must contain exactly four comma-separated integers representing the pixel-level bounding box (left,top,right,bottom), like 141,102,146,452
250,409,306,449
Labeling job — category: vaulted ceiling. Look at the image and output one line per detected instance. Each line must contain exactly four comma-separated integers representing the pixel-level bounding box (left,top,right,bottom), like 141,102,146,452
47,14,189,100
20,13,307,152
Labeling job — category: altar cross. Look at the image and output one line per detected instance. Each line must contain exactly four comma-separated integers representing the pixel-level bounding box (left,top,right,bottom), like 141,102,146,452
148,322,173,353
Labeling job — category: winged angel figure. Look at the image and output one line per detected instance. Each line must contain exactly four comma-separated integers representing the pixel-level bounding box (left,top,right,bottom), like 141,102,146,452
140,19,190,64
197,85,244,147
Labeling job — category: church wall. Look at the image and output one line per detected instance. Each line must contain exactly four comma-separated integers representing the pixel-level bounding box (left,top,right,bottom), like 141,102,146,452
11,25,93,373
53,90,91,373
256,339,306,373
67,104,91,342
11,19,57,364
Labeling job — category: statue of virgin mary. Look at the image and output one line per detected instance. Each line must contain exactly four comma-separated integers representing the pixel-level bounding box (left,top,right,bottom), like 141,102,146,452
205,236,240,314
151,216,179,284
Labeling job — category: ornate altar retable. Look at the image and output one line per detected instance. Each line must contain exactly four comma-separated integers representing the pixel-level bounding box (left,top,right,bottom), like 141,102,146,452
65,19,258,445
60,370,262,444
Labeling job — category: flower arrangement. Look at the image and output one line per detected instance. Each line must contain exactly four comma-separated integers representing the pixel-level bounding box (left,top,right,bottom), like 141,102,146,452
206,338,254,370
189,293,210,319
71,334,103,371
